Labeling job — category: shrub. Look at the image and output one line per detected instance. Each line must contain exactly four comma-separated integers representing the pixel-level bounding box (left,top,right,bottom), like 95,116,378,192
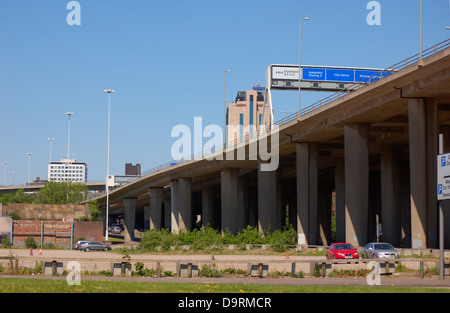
266,225,297,252
232,226,265,245
139,228,178,251
1,237,11,248
25,236,37,249
199,264,221,278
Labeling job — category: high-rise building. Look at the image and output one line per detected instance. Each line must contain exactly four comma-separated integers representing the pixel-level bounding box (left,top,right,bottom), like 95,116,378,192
226,86,272,145
48,159,87,183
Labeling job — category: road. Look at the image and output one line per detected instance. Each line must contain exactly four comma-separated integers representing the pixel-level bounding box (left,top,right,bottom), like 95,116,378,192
1,248,449,288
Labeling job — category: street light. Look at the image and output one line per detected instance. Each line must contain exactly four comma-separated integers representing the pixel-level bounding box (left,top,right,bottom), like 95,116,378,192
48,137,55,163
27,153,32,185
299,17,310,114
2,162,7,186
223,70,232,147
65,112,74,162
418,0,424,66
104,89,115,241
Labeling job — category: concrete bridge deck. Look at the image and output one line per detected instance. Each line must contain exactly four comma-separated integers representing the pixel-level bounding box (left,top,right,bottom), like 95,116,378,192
92,39,450,250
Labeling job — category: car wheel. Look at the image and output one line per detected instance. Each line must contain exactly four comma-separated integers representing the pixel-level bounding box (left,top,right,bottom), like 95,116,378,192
85,248,90,252
103,247,108,251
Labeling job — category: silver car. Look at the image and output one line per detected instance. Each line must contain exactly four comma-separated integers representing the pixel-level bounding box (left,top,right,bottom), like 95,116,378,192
361,242,400,259
80,241,111,252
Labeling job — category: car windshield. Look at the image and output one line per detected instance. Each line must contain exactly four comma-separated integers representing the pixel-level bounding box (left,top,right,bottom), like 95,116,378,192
374,243,395,250
335,244,354,250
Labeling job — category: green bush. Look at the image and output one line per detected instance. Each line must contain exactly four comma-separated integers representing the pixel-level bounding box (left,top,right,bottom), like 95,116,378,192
25,236,37,249
1,237,12,248
266,225,297,252
232,226,265,245
199,264,221,278
139,228,178,251
138,225,298,253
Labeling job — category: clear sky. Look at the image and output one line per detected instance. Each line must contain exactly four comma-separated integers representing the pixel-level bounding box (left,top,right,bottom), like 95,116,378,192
0,0,449,185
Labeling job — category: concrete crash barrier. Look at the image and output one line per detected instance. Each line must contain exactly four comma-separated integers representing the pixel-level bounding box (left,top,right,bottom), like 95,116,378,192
176,262,199,278
43,260,64,276
111,261,132,276
247,262,268,277
309,259,399,277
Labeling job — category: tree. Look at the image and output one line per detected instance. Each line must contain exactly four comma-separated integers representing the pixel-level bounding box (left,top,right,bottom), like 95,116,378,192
0,189,34,204
36,181,89,204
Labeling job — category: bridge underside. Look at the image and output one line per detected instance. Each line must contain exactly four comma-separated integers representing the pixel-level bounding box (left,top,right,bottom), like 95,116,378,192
100,45,450,249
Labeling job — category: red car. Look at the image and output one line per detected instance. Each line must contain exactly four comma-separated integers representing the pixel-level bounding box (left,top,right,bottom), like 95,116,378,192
326,243,359,259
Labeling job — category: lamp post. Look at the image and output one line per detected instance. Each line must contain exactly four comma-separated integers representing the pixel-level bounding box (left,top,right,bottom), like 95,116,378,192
27,153,32,185
298,17,310,114
104,89,115,241
48,137,55,163
2,162,7,186
223,70,232,147
65,112,74,162
419,0,422,63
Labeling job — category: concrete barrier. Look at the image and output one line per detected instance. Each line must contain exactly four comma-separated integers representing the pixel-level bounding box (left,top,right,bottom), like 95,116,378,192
176,262,199,278
247,262,268,277
111,262,132,276
43,260,63,276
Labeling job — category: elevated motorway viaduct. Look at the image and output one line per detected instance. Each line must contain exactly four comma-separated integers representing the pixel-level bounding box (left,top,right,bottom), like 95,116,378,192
94,41,450,249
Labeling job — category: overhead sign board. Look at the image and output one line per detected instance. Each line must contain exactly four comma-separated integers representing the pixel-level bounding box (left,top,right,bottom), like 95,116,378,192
437,153,450,200
267,64,392,91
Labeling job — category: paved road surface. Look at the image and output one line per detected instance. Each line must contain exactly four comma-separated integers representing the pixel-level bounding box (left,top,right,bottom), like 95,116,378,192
1,249,449,288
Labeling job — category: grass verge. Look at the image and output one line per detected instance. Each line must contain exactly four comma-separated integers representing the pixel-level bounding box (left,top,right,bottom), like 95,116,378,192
0,278,449,293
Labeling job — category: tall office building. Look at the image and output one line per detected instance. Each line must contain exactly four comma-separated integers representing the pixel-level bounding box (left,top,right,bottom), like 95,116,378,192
226,86,272,144
48,159,87,183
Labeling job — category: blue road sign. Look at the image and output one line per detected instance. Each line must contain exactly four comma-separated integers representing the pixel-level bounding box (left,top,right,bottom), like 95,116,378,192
326,68,355,82
303,68,326,81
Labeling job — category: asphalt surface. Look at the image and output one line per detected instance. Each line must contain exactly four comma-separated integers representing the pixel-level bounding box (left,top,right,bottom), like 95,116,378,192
1,248,450,288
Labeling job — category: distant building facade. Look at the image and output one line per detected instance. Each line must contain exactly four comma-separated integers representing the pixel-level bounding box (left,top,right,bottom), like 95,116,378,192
107,163,141,189
125,163,141,176
226,86,272,145
48,159,87,183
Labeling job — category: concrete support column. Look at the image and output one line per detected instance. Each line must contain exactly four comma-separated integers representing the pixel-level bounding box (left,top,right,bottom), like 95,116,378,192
319,179,333,246
296,143,318,245
335,159,346,243
149,187,164,230
123,198,137,242
164,197,171,229
202,185,215,228
426,98,438,248
144,205,150,231
344,123,369,247
170,180,179,233
258,160,277,235
177,178,192,232
408,99,427,249
238,176,249,231
221,168,239,234
381,144,402,246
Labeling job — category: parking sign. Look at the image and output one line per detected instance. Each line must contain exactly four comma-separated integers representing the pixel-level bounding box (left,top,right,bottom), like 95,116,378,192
437,153,450,200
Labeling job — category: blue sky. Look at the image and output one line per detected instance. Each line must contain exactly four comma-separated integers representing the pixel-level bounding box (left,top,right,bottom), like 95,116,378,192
0,0,449,185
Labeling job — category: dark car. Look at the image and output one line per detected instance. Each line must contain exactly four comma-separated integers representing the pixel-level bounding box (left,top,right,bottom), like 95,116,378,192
80,241,111,252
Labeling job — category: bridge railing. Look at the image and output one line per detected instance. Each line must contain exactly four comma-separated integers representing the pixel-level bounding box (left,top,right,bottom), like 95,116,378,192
294,38,450,119
116,39,450,190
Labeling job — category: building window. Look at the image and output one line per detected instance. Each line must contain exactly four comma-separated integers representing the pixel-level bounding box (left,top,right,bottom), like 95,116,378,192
239,113,244,143
249,95,254,138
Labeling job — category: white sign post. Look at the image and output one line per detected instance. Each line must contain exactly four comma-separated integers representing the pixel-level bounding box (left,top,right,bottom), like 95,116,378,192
437,135,446,280
437,152,450,201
